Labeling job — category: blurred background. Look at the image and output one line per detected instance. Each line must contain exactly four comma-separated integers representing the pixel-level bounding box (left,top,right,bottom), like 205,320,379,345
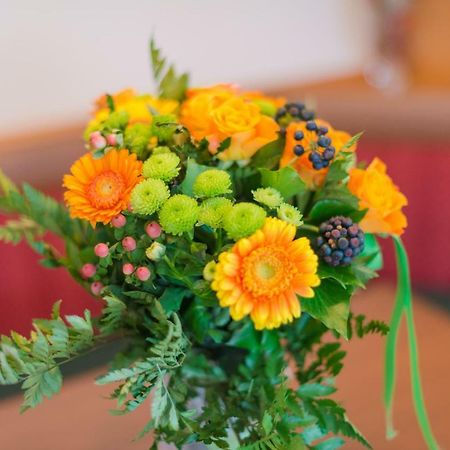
0,0,449,448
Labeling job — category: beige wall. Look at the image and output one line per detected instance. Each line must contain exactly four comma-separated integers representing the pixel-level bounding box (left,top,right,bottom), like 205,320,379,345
0,0,376,135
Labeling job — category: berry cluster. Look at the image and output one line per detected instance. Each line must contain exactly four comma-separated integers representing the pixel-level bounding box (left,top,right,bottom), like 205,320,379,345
293,120,335,170
275,102,315,133
316,216,365,266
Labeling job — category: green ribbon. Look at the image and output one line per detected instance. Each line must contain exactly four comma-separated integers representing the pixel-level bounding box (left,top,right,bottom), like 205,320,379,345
384,235,439,449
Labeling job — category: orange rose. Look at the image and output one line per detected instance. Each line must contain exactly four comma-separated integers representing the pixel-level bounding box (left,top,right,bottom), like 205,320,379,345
280,120,355,188
180,85,279,160
348,158,408,235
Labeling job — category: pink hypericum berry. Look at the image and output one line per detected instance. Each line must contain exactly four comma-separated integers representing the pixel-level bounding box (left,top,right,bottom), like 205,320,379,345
90,132,107,149
145,221,162,239
136,266,151,281
122,236,137,252
80,263,96,279
111,214,126,228
90,281,104,296
122,263,134,275
106,134,118,146
94,243,109,258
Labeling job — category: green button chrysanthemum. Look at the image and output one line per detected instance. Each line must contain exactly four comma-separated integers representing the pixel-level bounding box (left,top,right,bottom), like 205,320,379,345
130,178,170,216
223,202,266,241
124,123,152,158
277,203,303,227
193,169,232,198
159,194,199,236
152,146,172,155
198,197,233,229
143,152,181,182
252,187,283,209
102,111,130,131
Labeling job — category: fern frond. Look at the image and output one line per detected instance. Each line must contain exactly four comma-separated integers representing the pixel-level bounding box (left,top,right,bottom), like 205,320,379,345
149,38,189,101
0,304,97,412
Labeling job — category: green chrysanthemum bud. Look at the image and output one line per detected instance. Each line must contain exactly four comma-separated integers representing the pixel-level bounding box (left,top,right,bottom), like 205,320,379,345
151,114,178,142
130,178,170,216
203,260,217,281
223,203,266,241
252,187,283,209
152,146,172,155
159,194,199,236
252,99,277,117
145,242,166,261
102,111,130,131
193,169,232,198
277,203,303,227
142,152,180,182
124,123,152,159
198,197,233,229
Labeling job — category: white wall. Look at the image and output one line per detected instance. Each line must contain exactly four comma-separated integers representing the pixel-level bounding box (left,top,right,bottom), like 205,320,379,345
0,0,376,135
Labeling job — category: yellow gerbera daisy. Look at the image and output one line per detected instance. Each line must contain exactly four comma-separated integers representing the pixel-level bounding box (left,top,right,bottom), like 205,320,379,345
63,149,142,226
212,217,320,330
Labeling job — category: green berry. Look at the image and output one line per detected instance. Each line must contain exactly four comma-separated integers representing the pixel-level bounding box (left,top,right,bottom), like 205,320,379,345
252,187,283,209
130,178,170,216
198,197,233,229
159,195,199,236
223,203,266,241
277,203,303,227
193,169,232,198
143,152,180,182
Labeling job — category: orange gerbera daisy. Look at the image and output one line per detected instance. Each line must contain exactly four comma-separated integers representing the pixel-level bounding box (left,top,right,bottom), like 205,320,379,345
63,149,142,226
212,218,320,330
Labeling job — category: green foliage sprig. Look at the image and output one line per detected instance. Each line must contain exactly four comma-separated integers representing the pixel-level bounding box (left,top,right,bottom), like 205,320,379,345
0,302,96,412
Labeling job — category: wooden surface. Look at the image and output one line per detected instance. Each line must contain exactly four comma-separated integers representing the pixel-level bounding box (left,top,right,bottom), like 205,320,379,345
0,281,448,450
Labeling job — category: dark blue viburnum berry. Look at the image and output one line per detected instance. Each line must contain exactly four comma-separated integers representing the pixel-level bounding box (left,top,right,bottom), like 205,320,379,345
301,109,315,121
306,121,317,131
316,216,365,266
294,145,305,156
294,130,304,140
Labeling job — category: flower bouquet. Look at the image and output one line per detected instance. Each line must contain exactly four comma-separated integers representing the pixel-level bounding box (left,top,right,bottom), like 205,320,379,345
0,41,439,449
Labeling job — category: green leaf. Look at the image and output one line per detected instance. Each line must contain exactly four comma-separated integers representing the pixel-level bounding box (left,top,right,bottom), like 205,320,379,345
262,411,274,435
66,311,93,335
21,367,62,412
308,198,364,224
313,437,345,450
251,139,284,169
259,166,306,200
297,382,336,398
351,263,378,287
228,320,260,351
340,132,363,152
160,287,189,314
151,375,168,428
100,294,126,334
302,279,352,338
318,264,357,289
360,233,383,271
150,38,189,101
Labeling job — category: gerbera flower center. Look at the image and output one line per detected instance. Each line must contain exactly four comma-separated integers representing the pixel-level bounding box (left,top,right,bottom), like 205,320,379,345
87,170,125,209
242,246,294,298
